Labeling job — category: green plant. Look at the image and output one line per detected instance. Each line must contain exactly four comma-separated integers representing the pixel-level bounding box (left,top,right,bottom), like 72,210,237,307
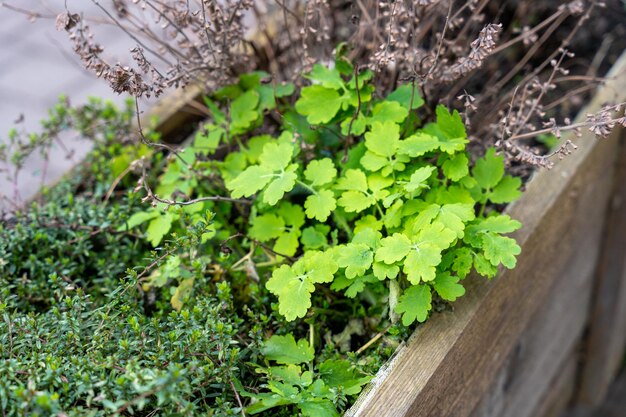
129,59,522,327
238,334,370,416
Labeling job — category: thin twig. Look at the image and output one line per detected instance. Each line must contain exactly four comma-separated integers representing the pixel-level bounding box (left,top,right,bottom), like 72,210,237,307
229,380,247,417
134,98,191,167
356,324,392,355
104,161,137,203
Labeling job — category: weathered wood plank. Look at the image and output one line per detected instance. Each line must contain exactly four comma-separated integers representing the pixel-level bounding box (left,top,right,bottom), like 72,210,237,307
535,352,578,417
577,132,626,406
468,175,606,417
567,371,626,417
347,51,626,417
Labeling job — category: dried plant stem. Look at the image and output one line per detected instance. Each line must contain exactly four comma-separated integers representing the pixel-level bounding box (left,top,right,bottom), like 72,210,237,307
356,324,392,355
229,380,247,417
509,115,625,142
490,7,566,55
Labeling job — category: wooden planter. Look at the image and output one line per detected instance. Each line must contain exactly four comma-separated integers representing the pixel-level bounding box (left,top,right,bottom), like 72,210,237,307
345,52,626,417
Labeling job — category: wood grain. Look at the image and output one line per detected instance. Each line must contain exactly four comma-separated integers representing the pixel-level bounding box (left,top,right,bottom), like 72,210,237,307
535,352,579,417
577,131,626,406
347,51,626,417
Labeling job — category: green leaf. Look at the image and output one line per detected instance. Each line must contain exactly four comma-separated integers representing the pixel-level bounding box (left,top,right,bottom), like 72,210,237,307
266,265,312,320
386,84,424,110
340,113,367,136
194,125,224,155
336,169,369,193
473,148,504,189
436,105,466,142
442,153,469,181
398,132,441,157
300,400,339,417
277,202,306,229
474,252,497,278
301,251,339,284
119,210,160,231
405,166,435,193
482,233,521,269
351,227,382,249
249,213,285,242
301,225,329,249
219,152,247,182
396,284,432,325
420,107,468,154
295,86,344,124
403,222,456,283
361,121,409,175
403,245,442,284
488,175,522,204
375,233,412,264
368,101,409,125
471,214,522,234
364,121,399,158
239,71,264,89
307,64,345,89
319,360,371,395
452,248,473,278
406,203,439,232
226,141,298,205
270,365,307,386
259,142,294,171
436,203,475,238
372,262,400,280
256,83,295,111
227,165,273,198
433,272,465,301
384,200,404,229
304,190,337,221
266,252,338,320
360,152,389,172
262,334,314,365
146,212,175,246
337,243,373,278
263,166,298,205
202,97,226,124
245,135,272,163
354,215,383,233
230,90,259,132
274,231,300,257
304,158,337,187
337,191,375,213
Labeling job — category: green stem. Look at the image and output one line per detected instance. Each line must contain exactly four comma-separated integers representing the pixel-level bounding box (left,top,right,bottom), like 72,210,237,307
375,202,385,219
296,180,317,195
478,200,487,218
332,212,353,240
309,322,315,372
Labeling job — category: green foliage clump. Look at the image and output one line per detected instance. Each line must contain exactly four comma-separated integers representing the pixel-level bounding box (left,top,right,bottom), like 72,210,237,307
128,58,522,326
0,184,144,312
240,335,370,416
113,58,523,413
0,282,249,416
